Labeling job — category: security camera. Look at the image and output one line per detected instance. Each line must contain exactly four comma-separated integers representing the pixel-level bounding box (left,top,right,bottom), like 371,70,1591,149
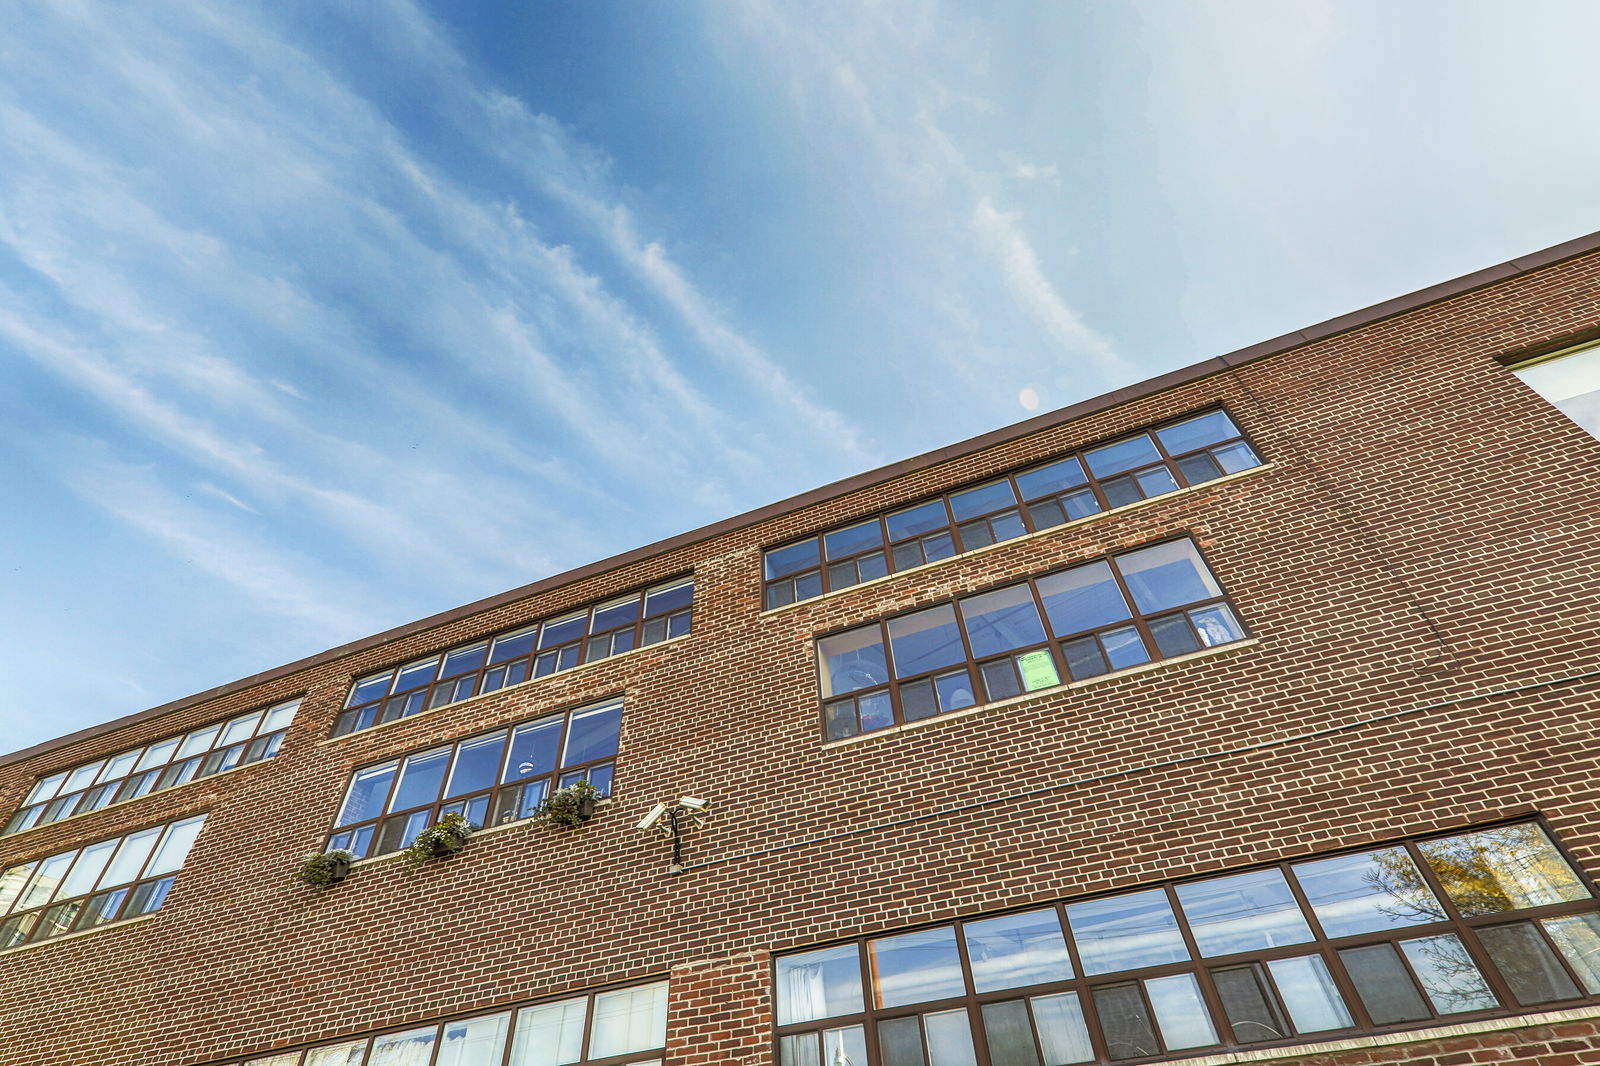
635,802,669,833
678,796,709,813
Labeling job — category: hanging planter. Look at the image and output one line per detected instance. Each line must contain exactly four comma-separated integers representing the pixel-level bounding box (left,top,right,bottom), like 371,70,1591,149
403,812,474,869
533,780,602,829
294,849,356,889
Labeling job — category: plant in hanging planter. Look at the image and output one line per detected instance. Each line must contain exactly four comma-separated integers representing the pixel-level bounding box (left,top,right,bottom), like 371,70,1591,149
532,779,602,829
294,848,356,889
402,812,474,869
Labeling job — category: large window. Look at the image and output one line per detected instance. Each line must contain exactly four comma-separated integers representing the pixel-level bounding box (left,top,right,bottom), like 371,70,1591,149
764,410,1263,610
0,814,207,949
328,697,623,858
4,699,299,836
815,538,1247,741
774,822,1600,1065
1512,338,1600,440
335,578,691,737
225,980,668,1066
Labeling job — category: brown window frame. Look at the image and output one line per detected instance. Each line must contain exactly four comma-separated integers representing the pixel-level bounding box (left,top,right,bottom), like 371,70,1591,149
772,818,1600,1066
815,536,1249,741
763,408,1264,611
334,576,692,737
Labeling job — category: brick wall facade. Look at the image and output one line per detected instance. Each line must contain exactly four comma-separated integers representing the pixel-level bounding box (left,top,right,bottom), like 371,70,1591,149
2,238,1599,1066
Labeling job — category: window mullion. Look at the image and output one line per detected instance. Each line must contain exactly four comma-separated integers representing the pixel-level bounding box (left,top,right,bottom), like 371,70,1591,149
1162,883,1232,1048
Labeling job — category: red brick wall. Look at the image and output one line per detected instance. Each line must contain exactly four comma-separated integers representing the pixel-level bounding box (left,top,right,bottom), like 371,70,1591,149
0,248,1598,1066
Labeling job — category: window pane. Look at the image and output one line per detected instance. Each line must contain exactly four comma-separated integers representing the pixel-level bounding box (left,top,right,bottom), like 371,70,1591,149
1214,441,1262,473
369,1026,436,1066
644,578,693,616
392,657,441,693
1544,914,1600,994
1015,458,1088,500
1399,934,1498,1014
960,585,1047,659
1032,992,1095,1064
779,1032,819,1066
63,761,106,793
57,839,119,899
1189,603,1245,647
766,538,821,580
538,614,586,649
887,605,966,678
1066,890,1189,975
175,727,220,760
564,701,623,765
339,763,397,826
388,747,451,813
219,712,263,747
145,815,206,876
1035,562,1133,636
1265,955,1353,1033
871,926,966,1008
1092,983,1160,1061
1100,627,1149,671
1116,540,1222,613
490,627,537,665
590,596,640,634
1476,922,1582,1005
1154,411,1241,454
98,827,164,889
1084,435,1161,477
1292,847,1444,936
1175,868,1313,956
878,1016,926,1066
1417,824,1589,916
777,945,864,1024
1515,342,1600,439
447,733,507,798
0,862,36,912
950,480,1018,521
887,501,949,541
1339,943,1432,1024
589,982,667,1058
818,626,890,697
923,1008,979,1066
305,1041,367,1066
135,738,180,771
1212,965,1290,1044
822,1025,868,1066
1145,973,1217,1050
261,699,299,733
505,719,561,782
826,520,884,560
964,908,1073,992
440,642,488,679
509,996,586,1066
980,1000,1040,1066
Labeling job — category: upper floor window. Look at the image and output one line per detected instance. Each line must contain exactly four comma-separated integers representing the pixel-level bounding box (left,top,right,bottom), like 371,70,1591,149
226,979,668,1066
327,697,623,858
335,578,691,737
1512,338,1600,440
815,538,1246,741
774,821,1600,1065
0,814,207,949
764,410,1263,610
4,699,299,836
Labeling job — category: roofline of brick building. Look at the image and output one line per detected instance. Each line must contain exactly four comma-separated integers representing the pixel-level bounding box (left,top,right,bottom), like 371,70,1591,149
7,228,1600,770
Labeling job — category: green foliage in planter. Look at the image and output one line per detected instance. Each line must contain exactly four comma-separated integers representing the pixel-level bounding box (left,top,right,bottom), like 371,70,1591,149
403,812,474,869
533,779,602,829
294,849,356,889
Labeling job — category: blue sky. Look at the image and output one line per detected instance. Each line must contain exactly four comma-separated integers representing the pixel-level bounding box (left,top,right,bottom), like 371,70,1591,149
2,0,1597,755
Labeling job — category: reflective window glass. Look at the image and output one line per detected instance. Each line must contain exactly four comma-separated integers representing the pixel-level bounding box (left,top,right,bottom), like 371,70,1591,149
1417,824,1589,916
1066,890,1189,975
818,627,889,697
1176,868,1314,956
777,945,864,1024
1035,561,1132,636
1293,847,1444,937
959,585,1047,659
1117,541,1222,613
870,926,966,1008
964,908,1074,992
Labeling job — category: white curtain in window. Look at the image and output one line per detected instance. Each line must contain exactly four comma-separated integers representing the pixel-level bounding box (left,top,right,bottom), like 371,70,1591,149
508,997,586,1066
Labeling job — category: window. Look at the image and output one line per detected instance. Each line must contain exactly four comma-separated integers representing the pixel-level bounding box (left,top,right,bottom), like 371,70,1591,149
335,578,690,736
816,538,1246,741
226,980,668,1066
773,821,1600,1064
4,699,299,836
764,410,1263,609
0,814,206,948
1512,338,1600,440
327,697,623,858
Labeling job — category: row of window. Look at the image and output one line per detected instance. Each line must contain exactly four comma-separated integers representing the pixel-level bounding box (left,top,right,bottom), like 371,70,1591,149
774,822,1600,1065
0,814,207,949
226,981,668,1066
2,700,298,837
764,409,1263,610
816,538,1245,740
328,698,623,859
334,578,693,737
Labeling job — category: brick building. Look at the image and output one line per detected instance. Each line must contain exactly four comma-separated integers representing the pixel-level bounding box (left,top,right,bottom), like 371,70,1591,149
2,231,1600,1066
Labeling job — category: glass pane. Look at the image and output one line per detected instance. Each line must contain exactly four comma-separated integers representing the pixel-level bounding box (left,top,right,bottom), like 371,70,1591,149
1399,934,1498,1013
1116,540,1221,613
1266,955,1353,1033
934,671,976,712
1515,342,1600,439
887,501,949,541
923,1009,979,1066
447,733,507,798
538,614,586,649
1176,452,1223,484
901,679,938,722
388,747,451,813
1133,467,1179,497
219,712,263,747
1100,627,1149,670
564,701,623,765
870,926,966,1007
1066,890,1189,975
818,626,890,697
1084,435,1161,477
135,738,181,772
62,761,105,793
590,596,640,634
393,657,441,693
1212,965,1290,1043
777,945,864,1024
887,605,966,678
766,538,821,580
878,1016,926,1066
964,908,1073,992
305,1040,368,1066
1175,868,1313,956
25,772,69,805
339,762,398,826
1544,914,1600,994
0,862,36,912
1339,943,1431,1024
261,699,300,733
1036,562,1133,637
589,982,668,1058
1061,638,1107,680
98,827,164,888
950,480,1019,521
348,672,393,707
145,815,206,876
779,1032,819,1066
1213,440,1261,473
1148,615,1201,658
1145,973,1217,1050
960,585,1047,659
370,1025,437,1066
1293,847,1444,936
1015,457,1088,500
822,1025,868,1066
1155,411,1240,454
489,627,537,664
509,996,586,1065
858,691,894,732
644,578,693,616
1189,604,1245,647
505,719,562,782
1476,922,1582,1005
982,1000,1041,1066
1031,992,1095,1064
175,727,220,760
826,520,884,560
1092,983,1160,1061
57,839,119,899
17,851,74,909
1417,824,1589,916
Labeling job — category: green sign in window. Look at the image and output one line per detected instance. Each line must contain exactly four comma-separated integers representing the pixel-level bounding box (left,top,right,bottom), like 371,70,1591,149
1018,650,1061,691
